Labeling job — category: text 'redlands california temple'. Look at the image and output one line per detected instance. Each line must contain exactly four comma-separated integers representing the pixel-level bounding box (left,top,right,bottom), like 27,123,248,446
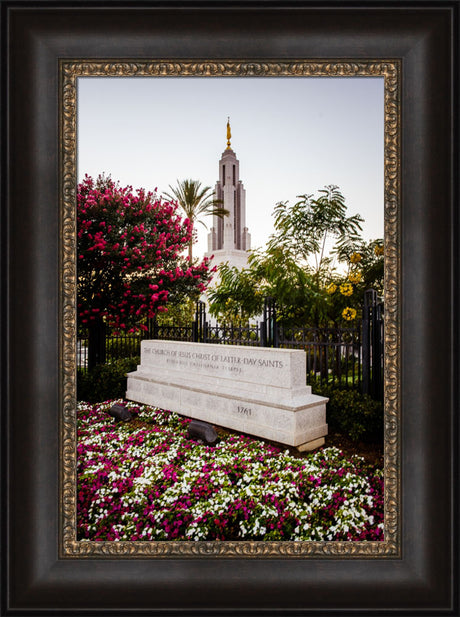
205,120,251,271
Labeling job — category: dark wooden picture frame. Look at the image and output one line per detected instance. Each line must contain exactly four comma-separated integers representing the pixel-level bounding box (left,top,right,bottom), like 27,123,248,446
2,2,458,614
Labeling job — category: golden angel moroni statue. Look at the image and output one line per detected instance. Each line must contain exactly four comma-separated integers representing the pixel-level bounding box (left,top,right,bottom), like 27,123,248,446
226,117,232,149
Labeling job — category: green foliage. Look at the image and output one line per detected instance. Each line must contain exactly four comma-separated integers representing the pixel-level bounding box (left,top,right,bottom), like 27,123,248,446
268,185,364,275
311,381,383,443
207,260,264,323
155,297,197,327
334,238,384,296
77,357,140,403
208,185,383,328
324,238,384,323
208,247,332,327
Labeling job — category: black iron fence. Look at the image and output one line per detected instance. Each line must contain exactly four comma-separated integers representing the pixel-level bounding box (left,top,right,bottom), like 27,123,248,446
362,289,384,401
77,329,142,369
78,292,384,400
278,323,362,389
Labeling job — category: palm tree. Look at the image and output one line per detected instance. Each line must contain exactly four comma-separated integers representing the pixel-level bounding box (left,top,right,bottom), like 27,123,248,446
165,179,229,261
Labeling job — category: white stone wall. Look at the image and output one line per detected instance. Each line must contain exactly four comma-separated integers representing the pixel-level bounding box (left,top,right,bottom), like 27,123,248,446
126,340,328,448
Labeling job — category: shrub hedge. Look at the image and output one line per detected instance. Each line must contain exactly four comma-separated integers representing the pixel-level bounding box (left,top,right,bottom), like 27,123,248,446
77,357,140,403
311,381,383,443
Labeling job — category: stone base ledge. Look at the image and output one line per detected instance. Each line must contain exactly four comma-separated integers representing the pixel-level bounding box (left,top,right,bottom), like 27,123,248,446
129,371,323,412
297,437,326,452
126,377,328,448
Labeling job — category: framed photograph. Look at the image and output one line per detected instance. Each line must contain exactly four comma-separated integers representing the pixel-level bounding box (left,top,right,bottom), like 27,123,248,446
2,1,458,614
72,63,389,547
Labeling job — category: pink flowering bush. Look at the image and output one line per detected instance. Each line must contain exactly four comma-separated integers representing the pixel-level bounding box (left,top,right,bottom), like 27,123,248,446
77,174,213,333
77,401,384,542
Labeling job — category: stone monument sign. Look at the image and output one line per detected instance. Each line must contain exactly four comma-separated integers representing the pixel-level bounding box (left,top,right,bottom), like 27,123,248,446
126,340,328,451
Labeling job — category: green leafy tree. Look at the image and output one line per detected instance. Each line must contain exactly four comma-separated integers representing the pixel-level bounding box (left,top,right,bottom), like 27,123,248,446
268,185,364,279
209,186,383,329
207,260,264,324
164,179,229,261
208,247,330,327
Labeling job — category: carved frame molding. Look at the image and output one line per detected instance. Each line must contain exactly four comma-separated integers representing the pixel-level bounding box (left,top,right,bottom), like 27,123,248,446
60,60,400,558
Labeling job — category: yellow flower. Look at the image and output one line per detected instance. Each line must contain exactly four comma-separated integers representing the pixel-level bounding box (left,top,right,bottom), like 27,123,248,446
348,270,362,284
342,307,357,321
350,252,362,264
326,283,337,295
374,244,384,256
339,282,353,296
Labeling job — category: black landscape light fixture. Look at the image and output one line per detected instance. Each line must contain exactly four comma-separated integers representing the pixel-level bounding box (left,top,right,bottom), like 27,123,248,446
187,420,218,445
108,403,132,422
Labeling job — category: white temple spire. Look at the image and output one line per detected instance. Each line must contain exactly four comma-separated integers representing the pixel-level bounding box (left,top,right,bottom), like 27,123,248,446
205,122,251,272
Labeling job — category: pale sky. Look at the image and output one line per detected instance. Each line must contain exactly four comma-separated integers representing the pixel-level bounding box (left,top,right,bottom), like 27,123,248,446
77,77,384,260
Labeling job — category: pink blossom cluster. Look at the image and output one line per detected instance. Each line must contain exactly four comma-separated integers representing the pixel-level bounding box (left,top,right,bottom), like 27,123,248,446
77,174,212,331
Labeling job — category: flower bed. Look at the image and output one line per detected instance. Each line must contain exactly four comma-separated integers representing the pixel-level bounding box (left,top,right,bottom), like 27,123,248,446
77,400,384,542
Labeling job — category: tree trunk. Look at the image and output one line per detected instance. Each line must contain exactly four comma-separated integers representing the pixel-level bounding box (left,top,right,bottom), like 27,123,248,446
87,317,107,371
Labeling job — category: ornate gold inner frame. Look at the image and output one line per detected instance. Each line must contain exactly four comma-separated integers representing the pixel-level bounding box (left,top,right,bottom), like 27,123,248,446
60,60,400,558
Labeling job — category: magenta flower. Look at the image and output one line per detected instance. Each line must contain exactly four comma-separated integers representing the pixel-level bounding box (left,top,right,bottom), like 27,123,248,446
77,400,384,543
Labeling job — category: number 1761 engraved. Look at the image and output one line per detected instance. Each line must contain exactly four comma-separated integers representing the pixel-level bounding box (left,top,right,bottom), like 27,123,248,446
237,406,252,416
